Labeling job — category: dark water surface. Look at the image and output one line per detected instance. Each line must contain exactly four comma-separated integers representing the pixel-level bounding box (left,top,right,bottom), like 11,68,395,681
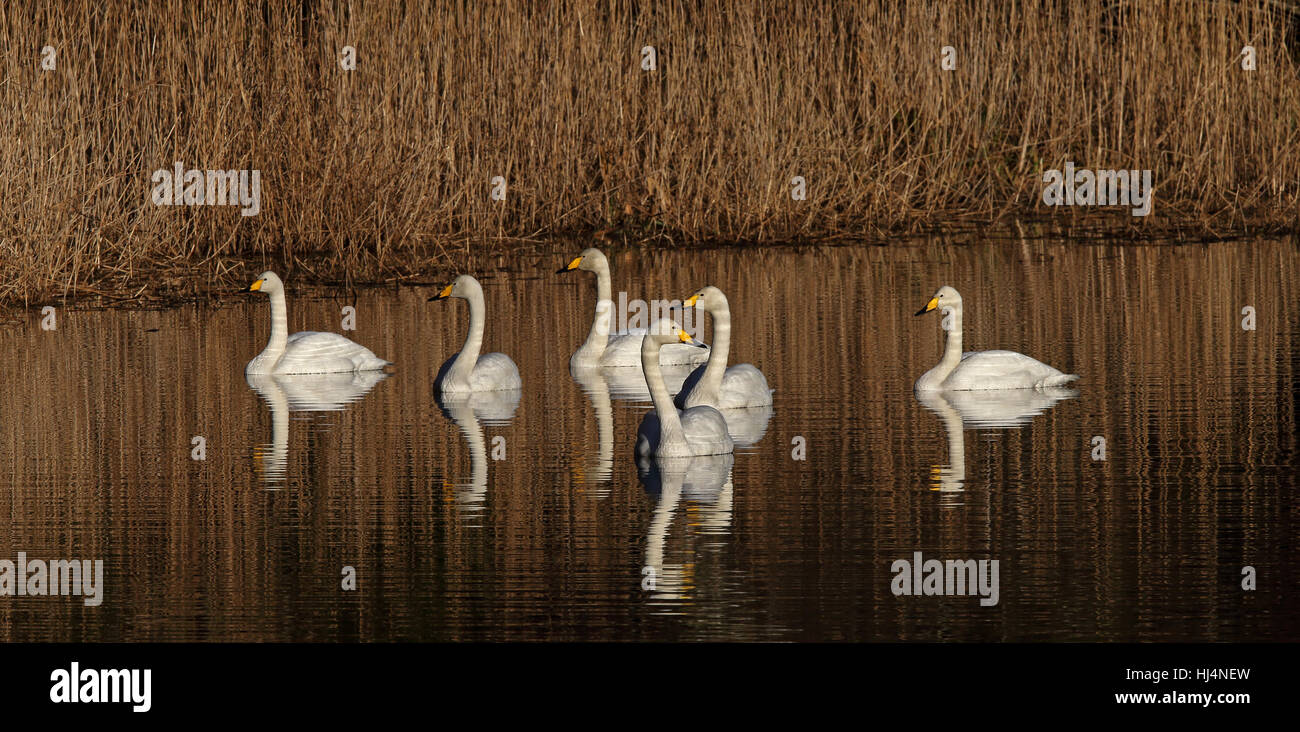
1,237,1296,641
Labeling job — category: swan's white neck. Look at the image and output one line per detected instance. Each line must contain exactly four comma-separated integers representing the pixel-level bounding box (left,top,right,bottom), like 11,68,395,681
579,262,614,356
697,297,732,400
642,337,686,446
250,290,291,372
446,290,486,389
931,302,964,382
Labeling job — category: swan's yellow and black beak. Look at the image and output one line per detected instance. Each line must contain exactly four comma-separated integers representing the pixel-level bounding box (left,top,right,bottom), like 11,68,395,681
556,255,583,274
246,278,264,292
915,296,938,316
665,293,702,315
428,284,453,302
679,329,709,349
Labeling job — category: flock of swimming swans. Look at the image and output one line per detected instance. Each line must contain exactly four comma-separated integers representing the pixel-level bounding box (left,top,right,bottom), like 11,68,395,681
240,249,1081,595
242,248,1079,468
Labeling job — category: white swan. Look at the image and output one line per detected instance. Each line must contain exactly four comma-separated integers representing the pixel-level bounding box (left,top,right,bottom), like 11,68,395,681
244,271,389,375
674,286,773,410
557,248,710,369
429,275,522,394
635,319,734,458
914,286,1079,391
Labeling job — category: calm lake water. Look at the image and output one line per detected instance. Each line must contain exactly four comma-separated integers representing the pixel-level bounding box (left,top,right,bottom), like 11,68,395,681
1,236,1296,641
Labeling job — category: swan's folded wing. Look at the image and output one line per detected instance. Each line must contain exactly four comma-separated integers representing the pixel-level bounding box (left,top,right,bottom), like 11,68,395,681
283,331,389,370
949,350,1075,390
469,352,522,390
598,332,645,367
678,406,734,452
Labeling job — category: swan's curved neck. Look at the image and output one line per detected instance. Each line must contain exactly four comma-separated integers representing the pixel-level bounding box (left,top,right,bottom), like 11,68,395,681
700,299,732,394
934,302,964,380
264,290,290,365
642,338,685,444
448,291,486,387
581,262,614,355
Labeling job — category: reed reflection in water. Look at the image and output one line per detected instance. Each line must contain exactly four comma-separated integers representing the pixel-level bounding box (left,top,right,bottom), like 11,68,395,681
0,236,1295,641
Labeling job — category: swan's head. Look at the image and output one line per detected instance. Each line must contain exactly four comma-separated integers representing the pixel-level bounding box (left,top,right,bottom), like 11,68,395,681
556,247,608,275
682,285,727,312
915,285,961,316
246,271,284,295
645,317,708,349
428,274,483,302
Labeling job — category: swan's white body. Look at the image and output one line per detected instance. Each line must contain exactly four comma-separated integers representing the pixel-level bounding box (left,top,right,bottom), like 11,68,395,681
432,275,522,394
560,248,710,369
713,404,773,448
914,286,1079,392
674,286,773,410
635,320,734,458
245,272,389,375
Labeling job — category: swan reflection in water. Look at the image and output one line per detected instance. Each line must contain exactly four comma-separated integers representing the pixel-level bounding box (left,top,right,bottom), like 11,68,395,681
915,387,1078,496
569,365,617,494
246,371,390,487
435,388,521,514
636,452,734,605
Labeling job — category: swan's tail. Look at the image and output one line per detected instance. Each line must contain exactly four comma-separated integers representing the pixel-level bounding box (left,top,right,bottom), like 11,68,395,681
1041,373,1080,388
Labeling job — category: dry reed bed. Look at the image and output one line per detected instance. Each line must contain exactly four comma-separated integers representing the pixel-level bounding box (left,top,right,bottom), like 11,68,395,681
1,0,1297,306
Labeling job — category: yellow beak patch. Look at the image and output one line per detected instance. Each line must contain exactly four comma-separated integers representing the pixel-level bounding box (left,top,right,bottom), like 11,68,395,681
249,279,264,292
439,284,453,298
566,256,583,271
684,294,701,307
678,330,693,344
924,297,938,312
